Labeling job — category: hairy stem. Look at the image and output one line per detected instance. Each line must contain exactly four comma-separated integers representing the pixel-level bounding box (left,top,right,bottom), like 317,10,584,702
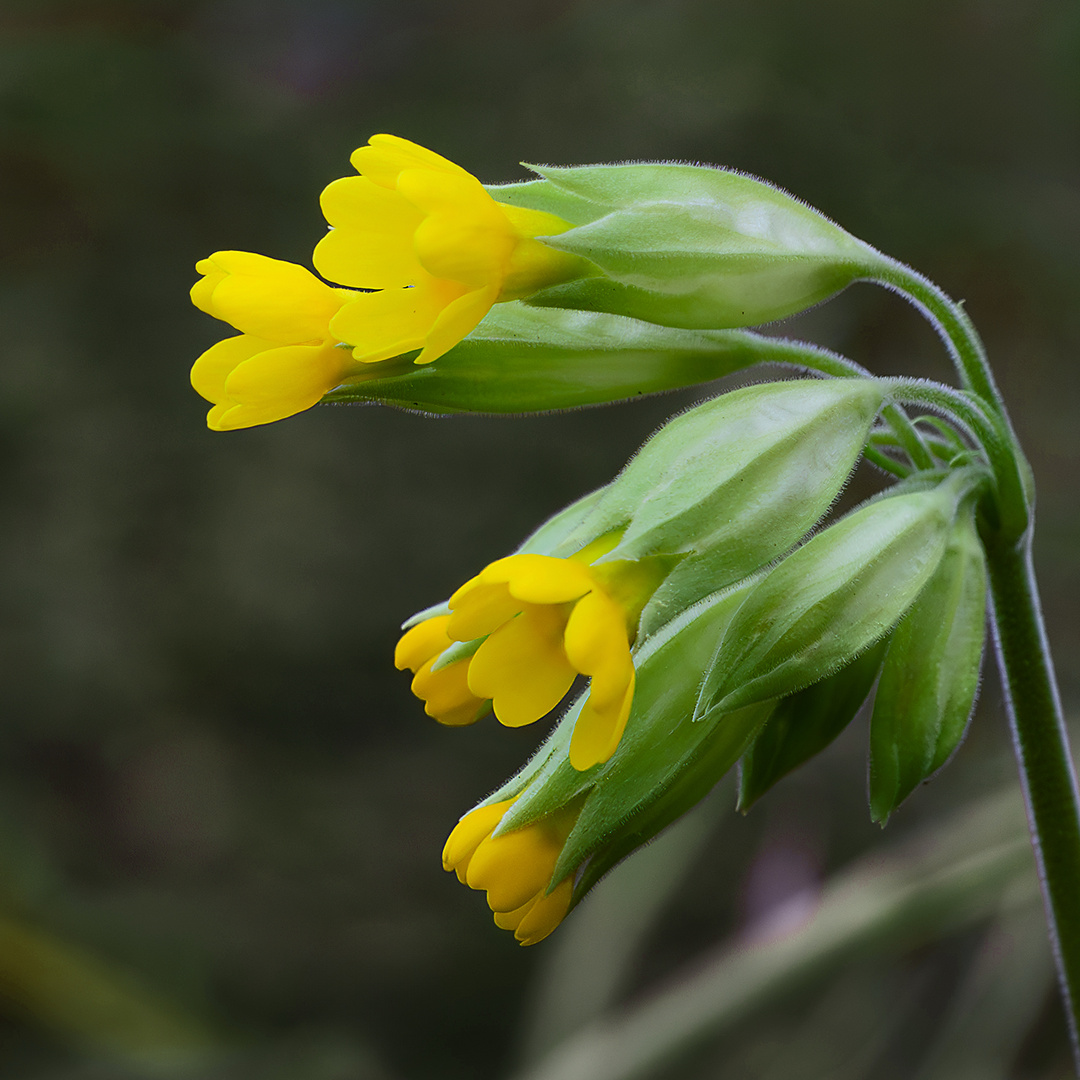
983,531,1080,1068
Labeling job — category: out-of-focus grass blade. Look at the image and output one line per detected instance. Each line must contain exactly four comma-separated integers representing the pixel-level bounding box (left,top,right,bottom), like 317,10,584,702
515,795,725,1065
0,914,217,1067
509,788,1035,1080
914,905,1056,1080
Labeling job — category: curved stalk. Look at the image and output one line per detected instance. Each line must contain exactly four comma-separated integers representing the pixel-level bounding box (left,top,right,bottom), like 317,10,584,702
761,338,934,472
870,258,1003,412
884,378,1031,541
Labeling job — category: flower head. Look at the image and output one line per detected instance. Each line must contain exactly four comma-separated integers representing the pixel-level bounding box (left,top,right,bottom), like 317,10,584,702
190,251,354,431
396,544,666,771
442,799,577,946
315,134,584,366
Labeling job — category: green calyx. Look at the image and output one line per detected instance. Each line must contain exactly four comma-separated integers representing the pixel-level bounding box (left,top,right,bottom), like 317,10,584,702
696,468,989,719
557,378,887,631
488,163,886,330
322,302,853,416
869,502,989,823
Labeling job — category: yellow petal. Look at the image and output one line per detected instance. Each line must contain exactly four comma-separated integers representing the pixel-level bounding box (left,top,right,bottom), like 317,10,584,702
446,581,522,642
414,283,498,364
467,604,577,727
494,204,585,301
515,878,574,945
403,171,512,289
197,251,344,343
190,259,227,315
466,824,561,912
314,176,425,289
394,615,453,672
493,896,536,931
190,334,268,405
212,341,347,430
442,800,512,875
205,403,233,429
496,203,574,241
328,277,465,364
569,672,634,771
350,133,471,189
493,554,594,606
411,658,486,727
499,235,589,301
563,591,633,700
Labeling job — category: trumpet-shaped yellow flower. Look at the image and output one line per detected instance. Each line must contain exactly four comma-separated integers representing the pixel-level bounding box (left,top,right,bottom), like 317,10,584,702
315,134,583,366
396,546,666,770
442,799,576,946
190,251,355,431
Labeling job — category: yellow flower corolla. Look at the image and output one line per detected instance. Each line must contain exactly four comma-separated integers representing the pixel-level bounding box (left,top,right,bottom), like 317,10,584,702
442,799,577,946
314,134,583,366
190,251,355,431
396,544,665,770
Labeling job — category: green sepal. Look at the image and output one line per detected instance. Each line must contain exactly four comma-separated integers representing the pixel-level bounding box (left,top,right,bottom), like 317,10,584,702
502,162,885,330
321,302,808,415
429,635,482,674
570,700,773,903
868,502,988,822
486,178,610,227
514,483,611,556
490,580,763,890
400,600,450,631
737,638,888,812
698,474,982,717
554,379,885,632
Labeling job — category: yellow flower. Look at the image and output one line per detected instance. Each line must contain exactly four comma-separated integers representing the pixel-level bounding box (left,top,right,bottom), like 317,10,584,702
395,543,665,770
442,799,577,946
314,134,583,366
190,251,354,431
393,614,489,728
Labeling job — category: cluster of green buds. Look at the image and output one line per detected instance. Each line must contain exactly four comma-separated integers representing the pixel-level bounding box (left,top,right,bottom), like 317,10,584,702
402,380,991,942
189,135,1050,955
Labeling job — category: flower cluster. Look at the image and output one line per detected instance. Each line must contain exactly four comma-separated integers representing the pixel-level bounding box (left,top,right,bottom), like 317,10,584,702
395,544,667,771
189,137,1003,953
189,135,581,430
442,799,579,946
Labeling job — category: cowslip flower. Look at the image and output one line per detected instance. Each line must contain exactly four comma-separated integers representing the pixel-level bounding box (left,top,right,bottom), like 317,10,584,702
314,134,586,365
395,544,667,771
442,799,578,947
190,251,355,431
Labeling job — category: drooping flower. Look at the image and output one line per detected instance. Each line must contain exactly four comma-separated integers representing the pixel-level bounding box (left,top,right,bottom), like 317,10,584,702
190,251,355,431
395,542,667,771
314,134,586,366
442,799,578,947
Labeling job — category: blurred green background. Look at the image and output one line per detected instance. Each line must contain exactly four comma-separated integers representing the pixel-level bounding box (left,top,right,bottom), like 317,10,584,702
1,1,1079,1077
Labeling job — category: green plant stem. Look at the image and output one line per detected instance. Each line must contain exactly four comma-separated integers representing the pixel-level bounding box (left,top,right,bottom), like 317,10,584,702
983,530,1080,1066
764,338,934,470
863,444,910,479
871,258,1003,412
886,378,1031,541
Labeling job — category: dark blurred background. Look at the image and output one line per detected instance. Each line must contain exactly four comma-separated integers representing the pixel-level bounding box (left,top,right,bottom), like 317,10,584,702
1,1,1078,1077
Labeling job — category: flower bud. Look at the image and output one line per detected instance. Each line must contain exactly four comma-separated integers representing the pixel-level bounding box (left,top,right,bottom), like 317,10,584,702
441,799,579,946
560,378,886,632
189,251,355,431
697,471,987,717
398,378,886,769
445,579,773,935
869,502,988,822
489,163,888,330
315,135,588,367
737,639,888,812
322,302,842,416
